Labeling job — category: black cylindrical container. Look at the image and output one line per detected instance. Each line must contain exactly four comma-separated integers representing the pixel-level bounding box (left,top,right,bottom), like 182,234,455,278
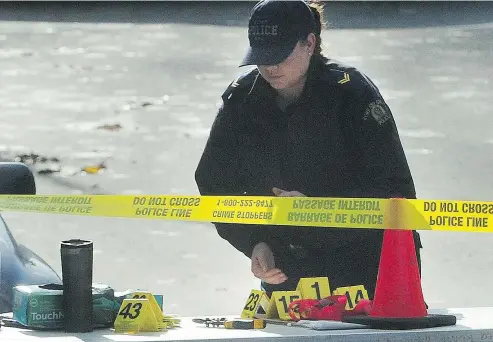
60,239,93,333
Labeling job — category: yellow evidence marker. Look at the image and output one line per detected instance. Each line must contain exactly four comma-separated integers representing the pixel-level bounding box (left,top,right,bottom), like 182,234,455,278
240,290,270,319
332,285,369,311
296,277,331,300
266,291,301,321
114,298,160,333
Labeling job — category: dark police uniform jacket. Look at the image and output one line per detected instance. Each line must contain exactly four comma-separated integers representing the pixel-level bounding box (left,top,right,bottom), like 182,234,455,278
195,56,422,261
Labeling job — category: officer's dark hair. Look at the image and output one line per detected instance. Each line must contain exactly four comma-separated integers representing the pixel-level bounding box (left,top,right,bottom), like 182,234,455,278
303,0,326,57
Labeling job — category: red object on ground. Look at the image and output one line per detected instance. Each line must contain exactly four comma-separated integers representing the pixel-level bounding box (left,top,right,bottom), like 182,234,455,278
345,299,373,317
288,295,347,321
288,295,373,321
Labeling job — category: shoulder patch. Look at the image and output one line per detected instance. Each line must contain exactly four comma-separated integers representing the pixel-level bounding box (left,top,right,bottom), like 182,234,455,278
363,99,391,125
318,59,393,125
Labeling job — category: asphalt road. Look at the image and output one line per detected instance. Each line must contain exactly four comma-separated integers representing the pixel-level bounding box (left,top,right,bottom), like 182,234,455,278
0,2,492,316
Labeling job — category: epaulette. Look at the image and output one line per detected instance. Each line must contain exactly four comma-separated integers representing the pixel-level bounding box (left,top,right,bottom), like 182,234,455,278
318,59,378,94
221,67,259,103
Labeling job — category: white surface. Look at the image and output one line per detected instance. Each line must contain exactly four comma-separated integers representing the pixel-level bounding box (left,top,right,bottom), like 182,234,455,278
2,307,493,342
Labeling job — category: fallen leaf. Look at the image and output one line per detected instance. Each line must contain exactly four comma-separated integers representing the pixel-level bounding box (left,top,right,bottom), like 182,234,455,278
37,168,60,175
97,124,122,131
81,162,107,174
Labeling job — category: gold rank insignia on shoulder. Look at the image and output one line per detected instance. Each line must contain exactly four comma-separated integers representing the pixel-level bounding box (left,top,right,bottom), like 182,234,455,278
337,72,350,84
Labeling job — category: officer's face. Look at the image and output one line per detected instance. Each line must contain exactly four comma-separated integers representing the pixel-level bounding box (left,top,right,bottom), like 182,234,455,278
257,34,315,91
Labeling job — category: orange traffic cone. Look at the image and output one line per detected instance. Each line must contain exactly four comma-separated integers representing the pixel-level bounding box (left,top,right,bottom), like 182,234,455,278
344,228,457,329
343,200,457,329
371,229,427,318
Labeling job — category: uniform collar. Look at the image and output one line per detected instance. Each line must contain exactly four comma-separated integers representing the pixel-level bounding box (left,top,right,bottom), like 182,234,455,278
246,72,275,101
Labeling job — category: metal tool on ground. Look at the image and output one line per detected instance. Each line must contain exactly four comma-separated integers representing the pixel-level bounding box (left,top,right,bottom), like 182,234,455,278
193,318,266,330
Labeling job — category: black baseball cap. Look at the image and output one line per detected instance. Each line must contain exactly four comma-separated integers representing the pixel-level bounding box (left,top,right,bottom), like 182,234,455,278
240,0,317,67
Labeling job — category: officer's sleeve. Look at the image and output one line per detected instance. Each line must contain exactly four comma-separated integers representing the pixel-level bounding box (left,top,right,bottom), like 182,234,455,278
195,101,267,259
343,73,417,199
195,103,240,196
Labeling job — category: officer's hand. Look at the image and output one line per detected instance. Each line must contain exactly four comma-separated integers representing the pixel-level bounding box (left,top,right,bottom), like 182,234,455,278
251,242,287,284
272,187,306,197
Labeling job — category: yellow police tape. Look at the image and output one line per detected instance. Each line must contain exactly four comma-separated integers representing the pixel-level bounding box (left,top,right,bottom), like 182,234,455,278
0,194,491,233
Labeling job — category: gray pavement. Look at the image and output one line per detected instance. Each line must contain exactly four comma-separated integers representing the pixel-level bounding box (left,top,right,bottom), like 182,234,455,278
0,2,492,315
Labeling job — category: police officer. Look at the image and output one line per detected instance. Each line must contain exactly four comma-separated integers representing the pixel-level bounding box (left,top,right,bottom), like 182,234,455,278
195,0,422,298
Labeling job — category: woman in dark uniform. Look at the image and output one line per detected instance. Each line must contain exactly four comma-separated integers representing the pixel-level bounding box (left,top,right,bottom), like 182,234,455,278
195,0,422,298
